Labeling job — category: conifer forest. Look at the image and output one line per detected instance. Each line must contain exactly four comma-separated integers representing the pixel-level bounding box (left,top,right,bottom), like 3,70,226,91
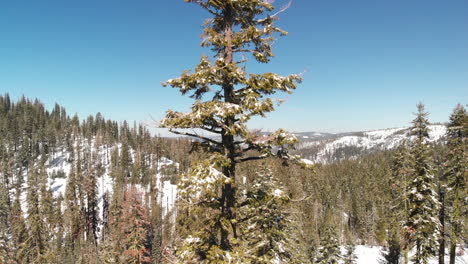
0,1,467,264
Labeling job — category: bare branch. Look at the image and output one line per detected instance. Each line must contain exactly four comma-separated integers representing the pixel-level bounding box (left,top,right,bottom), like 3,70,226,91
257,0,292,22
233,140,246,145
199,125,223,134
234,48,255,53
239,144,260,153
235,154,269,163
169,129,221,146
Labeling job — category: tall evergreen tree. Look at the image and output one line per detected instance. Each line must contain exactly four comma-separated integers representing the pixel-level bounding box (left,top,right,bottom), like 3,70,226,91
10,186,28,263
121,187,152,264
84,151,100,246
150,192,163,264
0,168,11,264
25,166,47,263
379,228,401,264
161,1,311,261
389,143,411,263
343,243,357,264
404,103,440,264
315,228,341,264
444,104,467,264
53,194,66,261
238,167,306,263
64,158,83,261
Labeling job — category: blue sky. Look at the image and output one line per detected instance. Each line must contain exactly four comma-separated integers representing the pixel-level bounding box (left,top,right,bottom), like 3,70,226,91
1,0,467,133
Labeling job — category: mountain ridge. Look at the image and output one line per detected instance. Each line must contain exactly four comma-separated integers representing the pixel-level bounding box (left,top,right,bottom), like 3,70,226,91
293,124,447,164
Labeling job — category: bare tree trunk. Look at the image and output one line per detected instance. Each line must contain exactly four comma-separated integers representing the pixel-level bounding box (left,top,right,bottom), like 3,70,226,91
438,190,445,264
449,192,460,264
449,243,455,264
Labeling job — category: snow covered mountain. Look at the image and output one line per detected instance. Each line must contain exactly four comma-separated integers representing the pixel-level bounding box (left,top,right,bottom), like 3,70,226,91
295,125,447,164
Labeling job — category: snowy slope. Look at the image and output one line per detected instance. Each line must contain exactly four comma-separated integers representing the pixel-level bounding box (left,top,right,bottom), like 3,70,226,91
20,137,178,222
346,245,467,264
297,125,447,164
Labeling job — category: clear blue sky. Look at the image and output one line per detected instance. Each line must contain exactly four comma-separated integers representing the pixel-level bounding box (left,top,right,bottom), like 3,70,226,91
1,0,467,133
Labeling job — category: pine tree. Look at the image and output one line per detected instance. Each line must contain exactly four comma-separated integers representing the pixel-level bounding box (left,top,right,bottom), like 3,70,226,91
98,239,117,264
161,1,311,262
64,159,83,261
10,186,28,263
404,103,440,264
238,167,306,263
379,231,401,264
53,194,66,261
444,104,467,264
25,165,47,263
389,143,410,263
121,187,152,264
0,169,11,264
150,195,163,264
84,151,100,246
107,166,127,263
343,243,357,264
315,228,341,264
120,141,131,179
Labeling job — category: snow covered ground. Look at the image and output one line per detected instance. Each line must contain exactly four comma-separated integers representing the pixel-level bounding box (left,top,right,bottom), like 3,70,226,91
345,245,468,264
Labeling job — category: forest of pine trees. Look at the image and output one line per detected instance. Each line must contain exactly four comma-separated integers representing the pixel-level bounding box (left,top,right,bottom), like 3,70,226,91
0,1,466,264
0,95,466,263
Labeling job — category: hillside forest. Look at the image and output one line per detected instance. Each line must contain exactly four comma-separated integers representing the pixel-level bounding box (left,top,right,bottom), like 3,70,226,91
0,96,465,264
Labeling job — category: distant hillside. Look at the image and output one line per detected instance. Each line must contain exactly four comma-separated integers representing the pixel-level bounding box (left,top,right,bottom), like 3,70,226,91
294,125,447,163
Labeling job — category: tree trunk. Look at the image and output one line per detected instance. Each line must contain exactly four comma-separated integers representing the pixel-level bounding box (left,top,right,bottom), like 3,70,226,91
438,190,445,264
449,242,455,264
220,5,236,251
449,191,459,264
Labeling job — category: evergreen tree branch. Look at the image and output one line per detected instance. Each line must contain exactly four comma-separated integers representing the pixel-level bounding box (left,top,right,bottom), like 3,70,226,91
235,154,269,163
168,129,221,146
257,1,292,23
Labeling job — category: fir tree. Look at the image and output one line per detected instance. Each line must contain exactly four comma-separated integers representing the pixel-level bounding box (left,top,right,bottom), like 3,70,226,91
404,103,440,264
150,197,163,264
10,186,28,263
121,187,151,264
238,167,306,263
121,141,131,173
161,1,311,262
379,231,401,264
444,104,467,264
0,171,11,264
107,167,127,263
389,143,410,263
315,228,341,264
84,151,100,246
25,166,47,263
98,239,117,264
343,243,357,264
53,194,65,261
64,159,82,260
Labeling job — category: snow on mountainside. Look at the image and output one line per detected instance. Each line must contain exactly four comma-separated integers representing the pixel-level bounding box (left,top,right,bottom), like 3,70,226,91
295,125,447,164
20,137,177,226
